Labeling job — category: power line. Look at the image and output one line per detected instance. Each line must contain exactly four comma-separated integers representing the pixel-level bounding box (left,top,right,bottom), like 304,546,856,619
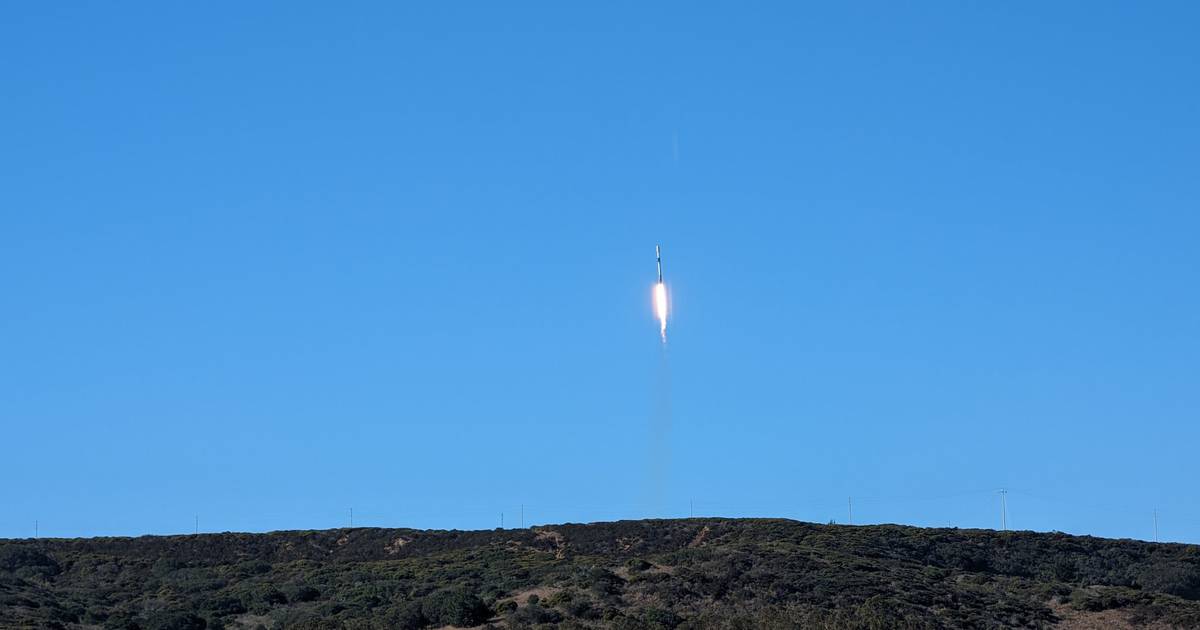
999,489,1009,531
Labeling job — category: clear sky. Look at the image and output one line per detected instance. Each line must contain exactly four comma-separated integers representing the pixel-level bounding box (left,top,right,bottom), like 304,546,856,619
3,3,1198,542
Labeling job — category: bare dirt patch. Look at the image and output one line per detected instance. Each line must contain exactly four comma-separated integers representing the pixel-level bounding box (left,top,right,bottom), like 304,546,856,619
384,536,413,555
1049,601,1172,629
534,528,568,559
503,586,562,607
617,536,644,552
231,613,274,629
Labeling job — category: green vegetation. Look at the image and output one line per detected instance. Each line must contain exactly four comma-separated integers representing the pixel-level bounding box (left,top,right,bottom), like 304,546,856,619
1,519,1199,628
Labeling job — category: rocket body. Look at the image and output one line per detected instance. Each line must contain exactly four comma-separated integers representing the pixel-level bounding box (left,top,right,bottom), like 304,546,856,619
656,245,663,283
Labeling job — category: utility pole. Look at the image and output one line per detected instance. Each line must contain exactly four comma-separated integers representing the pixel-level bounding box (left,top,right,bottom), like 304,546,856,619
1154,510,1159,542
999,490,1008,531
848,497,853,525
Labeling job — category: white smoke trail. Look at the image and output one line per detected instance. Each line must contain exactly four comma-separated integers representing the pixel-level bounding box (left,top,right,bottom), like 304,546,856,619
650,340,672,515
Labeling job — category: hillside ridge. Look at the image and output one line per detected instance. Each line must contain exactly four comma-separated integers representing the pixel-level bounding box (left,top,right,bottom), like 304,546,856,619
2,518,1199,629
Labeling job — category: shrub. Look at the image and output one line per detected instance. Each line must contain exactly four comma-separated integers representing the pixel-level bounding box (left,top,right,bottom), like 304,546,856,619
421,588,490,627
565,599,597,619
1138,562,1200,600
234,560,271,576
510,603,563,625
102,613,142,629
200,596,246,617
1052,558,1078,582
641,607,682,629
239,585,287,613
1070,587,1141,612
292,585,321,602
546,587,577,607
144,611,206,630
151,558,184,577
0,546,60,576
578,567,623,595
388,601,426,630
627,558,653,572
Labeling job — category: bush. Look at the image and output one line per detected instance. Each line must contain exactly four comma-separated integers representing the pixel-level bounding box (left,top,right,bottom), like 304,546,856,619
144,611,206,630
388,601,427,630
103,613,142,629
565,599,597,619
1139,562,1200,600
627,558,653,572
641,607,683,629
234,560,271,576
1070,587,1141,612
578,567,623,595
239,585,287,613
152,558,184,577
509,603,563,625
291,585,321,602
200,596,246,617
1052,558,1078,582
546,588,577,607
421,588,490,627
0,546,60,576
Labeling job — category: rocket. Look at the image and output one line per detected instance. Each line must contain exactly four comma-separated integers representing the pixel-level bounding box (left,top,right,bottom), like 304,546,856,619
653,244,669,341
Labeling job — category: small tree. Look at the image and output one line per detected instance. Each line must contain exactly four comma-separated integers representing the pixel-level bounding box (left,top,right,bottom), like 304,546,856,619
421,589,490,627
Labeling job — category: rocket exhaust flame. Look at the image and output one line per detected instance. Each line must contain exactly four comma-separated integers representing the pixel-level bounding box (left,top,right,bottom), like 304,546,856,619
654,245,668,342
655,282,668,342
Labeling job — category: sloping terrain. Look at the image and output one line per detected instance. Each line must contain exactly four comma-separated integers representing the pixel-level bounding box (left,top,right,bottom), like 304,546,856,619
2,518,1199,629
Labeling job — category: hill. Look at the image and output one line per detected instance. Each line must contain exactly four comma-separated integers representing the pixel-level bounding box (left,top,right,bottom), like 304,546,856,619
2,518,1199,629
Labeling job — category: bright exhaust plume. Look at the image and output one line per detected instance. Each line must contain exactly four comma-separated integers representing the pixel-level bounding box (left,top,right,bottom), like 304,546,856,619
654,282,668,342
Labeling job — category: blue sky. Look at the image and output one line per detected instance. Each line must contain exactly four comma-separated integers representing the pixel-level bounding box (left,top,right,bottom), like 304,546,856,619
3,2,1199,542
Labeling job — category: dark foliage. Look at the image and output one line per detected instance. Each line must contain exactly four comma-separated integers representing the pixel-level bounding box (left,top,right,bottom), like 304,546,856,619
144,611,207,630
0,544,61,576
389,600,427,630
421,588,491,626
508,602,563,625
2,519,1199,628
